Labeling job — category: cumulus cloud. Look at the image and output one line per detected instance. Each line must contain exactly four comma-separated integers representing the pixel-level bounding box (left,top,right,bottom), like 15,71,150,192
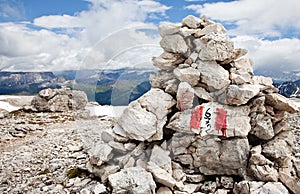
81,24,162,70
185,0,300,37
33,15,82,29
0,22,88,71
0,0,170,71
233,36,300,72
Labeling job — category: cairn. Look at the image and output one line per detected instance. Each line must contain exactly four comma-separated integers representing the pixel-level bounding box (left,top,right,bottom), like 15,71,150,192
87,15,300,194
30,87,88,112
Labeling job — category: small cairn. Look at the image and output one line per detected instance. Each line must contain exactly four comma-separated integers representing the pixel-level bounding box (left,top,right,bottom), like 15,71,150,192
30,87,88,112
87,15,300,194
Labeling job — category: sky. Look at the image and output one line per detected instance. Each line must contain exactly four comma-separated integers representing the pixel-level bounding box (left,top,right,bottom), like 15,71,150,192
0,0,300,73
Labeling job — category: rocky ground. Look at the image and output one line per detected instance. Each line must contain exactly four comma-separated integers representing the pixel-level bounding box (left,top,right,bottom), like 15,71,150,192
0,107,299,194
0,109,114,194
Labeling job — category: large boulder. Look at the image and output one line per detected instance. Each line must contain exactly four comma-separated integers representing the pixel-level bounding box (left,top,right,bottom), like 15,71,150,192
160,34,188,54
114,88,175,141
197,60,230,91
31,87,88,112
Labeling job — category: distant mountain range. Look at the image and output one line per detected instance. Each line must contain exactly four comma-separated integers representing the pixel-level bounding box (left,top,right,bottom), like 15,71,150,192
0,68,155,105
254,68,300,82
0,68,299,105
273,80,300,98
254,68,300,98
0,71,68,95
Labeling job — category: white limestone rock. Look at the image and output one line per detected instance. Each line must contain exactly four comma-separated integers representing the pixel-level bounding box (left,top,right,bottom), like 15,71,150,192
201,181,217,193
138,88,176,120
153,52,185,70
160,34,188,54
250,113,275,140
217,84,260,106
174,154,194,168
147,162,178,189
173,67,200,86
165,78,180,95
186,174,205,183
93,183,107,194
262,131,295,165
248,145,279,182
233,181,289,194
149,145,172,173
230,72,252,85
194,87,213,101
32,88,88,112
168,132,196,156
195,23,226,37
265,93,299,114
179,26,199,37
192,137,249,176
156,187,173,194
88,142,113,166
176,82,195,111
182,15,202,29
197,33,235,61
116,101,158,141
219,176,234,189
230,67,252,85
197,60,230,91
150,70,174,89
252,76,273,86
108,166,156,194
115,88,175,141
232,58,253,74
279,171,300,194
274,121,290,135
158,22,181,37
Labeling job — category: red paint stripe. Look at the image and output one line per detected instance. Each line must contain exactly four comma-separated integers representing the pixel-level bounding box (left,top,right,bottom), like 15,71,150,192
190,106,204,132
215,108,227,137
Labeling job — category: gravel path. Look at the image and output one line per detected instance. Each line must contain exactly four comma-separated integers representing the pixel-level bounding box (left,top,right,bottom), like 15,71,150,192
0,111,113,194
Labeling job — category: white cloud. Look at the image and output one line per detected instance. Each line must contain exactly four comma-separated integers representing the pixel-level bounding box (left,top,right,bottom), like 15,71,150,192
233,36,300,72
81,24,161,70
185,0,300,37
0,0,169,71
33,15,82,29
77,0,170,44
0,22,88,71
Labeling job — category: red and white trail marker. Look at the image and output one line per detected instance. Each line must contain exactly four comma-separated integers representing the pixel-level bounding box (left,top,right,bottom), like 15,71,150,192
190,104,227,137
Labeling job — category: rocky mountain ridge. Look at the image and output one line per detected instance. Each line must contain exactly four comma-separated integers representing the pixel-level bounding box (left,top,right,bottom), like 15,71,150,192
1,69,299,104
0,68,154,105
0,71,68,95
274,81,300,98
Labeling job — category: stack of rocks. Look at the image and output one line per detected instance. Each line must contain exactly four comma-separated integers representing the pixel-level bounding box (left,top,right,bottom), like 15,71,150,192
30,87,88,112
87,15,300,194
